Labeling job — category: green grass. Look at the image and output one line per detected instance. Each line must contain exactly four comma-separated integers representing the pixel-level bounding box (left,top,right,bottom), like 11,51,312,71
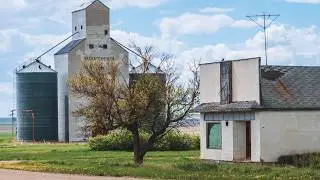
0,133,319,179
0,133,14,144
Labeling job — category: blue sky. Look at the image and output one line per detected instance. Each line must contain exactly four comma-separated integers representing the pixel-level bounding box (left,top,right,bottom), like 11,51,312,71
0,0,320,116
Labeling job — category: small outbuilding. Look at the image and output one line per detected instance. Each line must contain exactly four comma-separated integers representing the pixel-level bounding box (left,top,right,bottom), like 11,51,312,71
198,57,320,162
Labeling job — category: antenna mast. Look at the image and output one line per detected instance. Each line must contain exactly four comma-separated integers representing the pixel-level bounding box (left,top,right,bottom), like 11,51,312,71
246,13,280,65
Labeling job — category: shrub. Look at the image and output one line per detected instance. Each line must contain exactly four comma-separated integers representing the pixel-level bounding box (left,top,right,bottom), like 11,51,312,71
153,132,193,151
88,130,133,151
191,135,200,150
88,130,200,151
277,153,320,168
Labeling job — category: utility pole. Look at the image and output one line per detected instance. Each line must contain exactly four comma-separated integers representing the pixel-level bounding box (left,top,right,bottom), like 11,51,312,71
246,13,280,65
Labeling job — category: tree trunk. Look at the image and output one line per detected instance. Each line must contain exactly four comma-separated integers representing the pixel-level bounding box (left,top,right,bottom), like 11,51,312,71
129,122,145,165
134,152,144,165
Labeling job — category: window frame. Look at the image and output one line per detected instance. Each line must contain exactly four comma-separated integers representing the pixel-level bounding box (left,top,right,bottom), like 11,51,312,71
207,122,222,150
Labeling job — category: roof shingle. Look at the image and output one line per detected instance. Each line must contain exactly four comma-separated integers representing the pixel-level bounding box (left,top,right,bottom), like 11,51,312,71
261,65,320,110
54,39,84,55
197,101,261,113
197,65,320,113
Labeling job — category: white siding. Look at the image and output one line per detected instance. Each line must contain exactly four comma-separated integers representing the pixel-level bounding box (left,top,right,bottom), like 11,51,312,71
221,121,234,161
54,54,69,142
258,111,320,162
200,114,234,161
200,63,220,103
68,41,86,142
72,10,86,40
232,58,260,104
67,39,129,142
251,117,261,162
200,58,261,104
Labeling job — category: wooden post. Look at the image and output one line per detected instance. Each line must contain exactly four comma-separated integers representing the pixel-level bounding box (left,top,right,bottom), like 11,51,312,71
32,112,35,143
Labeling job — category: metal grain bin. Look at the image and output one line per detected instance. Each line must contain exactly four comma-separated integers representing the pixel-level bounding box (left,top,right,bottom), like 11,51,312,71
16,60,58,141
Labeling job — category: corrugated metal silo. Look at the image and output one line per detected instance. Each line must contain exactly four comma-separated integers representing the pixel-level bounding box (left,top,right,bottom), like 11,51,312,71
16,60,58,141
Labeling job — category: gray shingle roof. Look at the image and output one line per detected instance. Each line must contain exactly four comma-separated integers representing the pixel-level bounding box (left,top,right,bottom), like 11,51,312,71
261,65,320,110
197,65,320,113
196,101,261,113
54,39,84,55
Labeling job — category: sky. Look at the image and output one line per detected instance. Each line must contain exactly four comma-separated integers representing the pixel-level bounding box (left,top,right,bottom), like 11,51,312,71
0,0,320,116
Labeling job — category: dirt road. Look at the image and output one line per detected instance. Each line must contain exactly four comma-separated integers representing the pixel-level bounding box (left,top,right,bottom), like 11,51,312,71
0,169,141,180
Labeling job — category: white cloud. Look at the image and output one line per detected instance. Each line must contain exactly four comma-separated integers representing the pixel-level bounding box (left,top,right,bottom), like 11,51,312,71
159,13,256,38
177,24,320,66
230,20,256,29
199,7,234,14
0,29,18,53
111,29,184,54
109,0,169,9
0,82,14,116
159,13,235,37
285,0,320,4
0,0,26,10
0,83,12,95
21,0,169,25
20,33,67,47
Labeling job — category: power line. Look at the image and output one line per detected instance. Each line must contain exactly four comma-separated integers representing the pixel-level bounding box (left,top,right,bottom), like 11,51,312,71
35,32,79,61
110,38,148,62
246,13,280,65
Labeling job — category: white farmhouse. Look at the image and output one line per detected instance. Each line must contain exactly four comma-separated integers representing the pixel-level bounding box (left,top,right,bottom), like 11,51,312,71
54,0,129,142
198,57,320,162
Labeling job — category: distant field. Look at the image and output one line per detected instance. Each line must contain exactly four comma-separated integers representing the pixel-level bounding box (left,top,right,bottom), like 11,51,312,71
0,118,16,134
0,133,320,179
0,124,16,133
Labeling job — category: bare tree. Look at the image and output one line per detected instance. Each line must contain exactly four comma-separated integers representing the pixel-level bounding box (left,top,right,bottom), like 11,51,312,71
69,44,200,165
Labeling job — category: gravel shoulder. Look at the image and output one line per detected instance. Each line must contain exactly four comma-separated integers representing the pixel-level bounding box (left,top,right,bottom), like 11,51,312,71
0,169,141,180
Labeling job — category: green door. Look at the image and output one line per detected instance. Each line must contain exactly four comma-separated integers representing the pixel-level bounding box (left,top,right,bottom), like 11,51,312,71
208,123,222,149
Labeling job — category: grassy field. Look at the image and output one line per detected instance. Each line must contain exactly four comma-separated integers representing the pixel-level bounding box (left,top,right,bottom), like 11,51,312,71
0,133,319,179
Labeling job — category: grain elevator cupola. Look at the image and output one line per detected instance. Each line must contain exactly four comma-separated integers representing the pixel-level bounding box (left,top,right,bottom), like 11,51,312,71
72,0,110,40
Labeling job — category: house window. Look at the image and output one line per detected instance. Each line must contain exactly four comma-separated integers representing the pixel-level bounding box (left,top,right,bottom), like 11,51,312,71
103,44,108,49
75,26,77,31
81,25,83,29
89,44,94,49
207,123,222,149
105,30,108,35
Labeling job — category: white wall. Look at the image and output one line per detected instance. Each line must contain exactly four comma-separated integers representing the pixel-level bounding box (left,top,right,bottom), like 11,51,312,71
54,54,69,142
200,58,260,104
72,10,86,40
68,40,86,142
86,1,110,34
232,58,260,104
200,114,234,161
233,121,246,161
258,111,320,162
67,39,129,142
251,117,261,162
200,63,220,103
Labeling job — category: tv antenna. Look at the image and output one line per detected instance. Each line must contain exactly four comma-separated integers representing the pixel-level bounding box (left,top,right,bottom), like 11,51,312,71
246,13,280,65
